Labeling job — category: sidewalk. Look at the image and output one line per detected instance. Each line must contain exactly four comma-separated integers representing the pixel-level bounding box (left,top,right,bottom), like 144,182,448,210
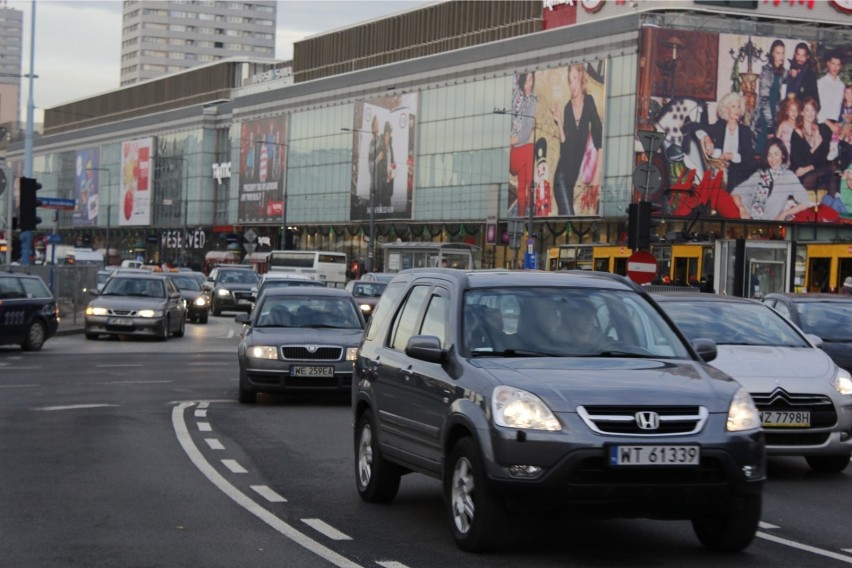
56,311,86,336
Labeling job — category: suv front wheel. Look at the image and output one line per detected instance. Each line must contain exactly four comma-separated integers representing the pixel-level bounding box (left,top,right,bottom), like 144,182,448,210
691,493,761,551
355,411,401,503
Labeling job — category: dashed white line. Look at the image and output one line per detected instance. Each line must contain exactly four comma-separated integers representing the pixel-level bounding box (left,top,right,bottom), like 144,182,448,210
252,485,287,503
302,519,352,541
198,402,210,409
376,562,411,568
757,532,852,564
759,522,780,530
205,438,225,450
33,404,117,412
195,409,208,418
103,380,172,385
222,459,248,474
95,364,143,368
197,422,212,432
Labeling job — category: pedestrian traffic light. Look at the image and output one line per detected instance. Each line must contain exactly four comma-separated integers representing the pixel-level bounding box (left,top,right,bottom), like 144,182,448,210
19,176,43,231
636,200,662,250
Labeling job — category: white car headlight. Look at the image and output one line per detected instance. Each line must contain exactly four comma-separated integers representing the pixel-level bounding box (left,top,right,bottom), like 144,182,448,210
248,345,279,360
727,388,761,432
492,385,561,431
86,306,108,316
832,369,852,395
359,304,372,312
346,347,358,361
217,288,230,296
194,296,208,306
137,309,162,318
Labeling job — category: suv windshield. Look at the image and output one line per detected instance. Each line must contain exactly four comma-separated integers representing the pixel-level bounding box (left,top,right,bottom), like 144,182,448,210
218,270,259,285
464,287,690,359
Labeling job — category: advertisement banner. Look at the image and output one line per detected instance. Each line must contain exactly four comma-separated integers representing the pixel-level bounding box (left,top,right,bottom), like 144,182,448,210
73,147,100,227
119,138,153,226
505,61,607,218
348,93,417,221
238,115,287,224
638,28,851,223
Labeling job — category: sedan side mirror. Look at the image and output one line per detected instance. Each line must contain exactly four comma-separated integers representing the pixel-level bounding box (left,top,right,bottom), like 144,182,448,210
406,335,445,364
691,338,717,363
806,333,824,348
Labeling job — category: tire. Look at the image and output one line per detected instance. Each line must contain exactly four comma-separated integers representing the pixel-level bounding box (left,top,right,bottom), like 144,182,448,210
212,301,222,317
199,311,209,324
692,493,761,552
156,317,169,341
85,332,99,341
444,437,506,552
173,315,185,337
355,411,401,503
805,455,850,473
21,320,46,351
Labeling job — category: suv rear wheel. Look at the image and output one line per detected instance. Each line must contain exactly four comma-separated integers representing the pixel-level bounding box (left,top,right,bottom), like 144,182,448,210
355,411,401,503
692,493,761,551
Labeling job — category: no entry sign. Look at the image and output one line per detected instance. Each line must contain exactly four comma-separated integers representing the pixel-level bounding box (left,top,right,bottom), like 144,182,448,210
627,250,658,285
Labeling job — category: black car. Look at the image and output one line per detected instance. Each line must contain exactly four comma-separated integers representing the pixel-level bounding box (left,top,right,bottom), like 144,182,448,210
206,265,259,316
353,269,765,552
344,280,387,320
0,271,59,351
168,272,211,324
762,293,852,374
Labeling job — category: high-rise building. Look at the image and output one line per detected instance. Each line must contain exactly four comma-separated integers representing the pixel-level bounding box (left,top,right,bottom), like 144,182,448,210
0,4,23,134
120,0,277,86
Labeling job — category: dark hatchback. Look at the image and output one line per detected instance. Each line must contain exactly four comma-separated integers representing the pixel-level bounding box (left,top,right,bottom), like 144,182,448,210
0,272,59,351
353,269,765,552
762,293,852,374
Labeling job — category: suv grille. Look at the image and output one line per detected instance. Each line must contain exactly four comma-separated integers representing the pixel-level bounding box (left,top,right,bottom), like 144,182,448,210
281,346,343,360
578,406,708,436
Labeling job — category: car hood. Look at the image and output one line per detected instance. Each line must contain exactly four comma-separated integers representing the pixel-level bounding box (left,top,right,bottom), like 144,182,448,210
90,296,168,309
218,282,255,291
473,358,736,413
178,290,203,301
818,342,852,374
248,327,364,346
709,345,837,390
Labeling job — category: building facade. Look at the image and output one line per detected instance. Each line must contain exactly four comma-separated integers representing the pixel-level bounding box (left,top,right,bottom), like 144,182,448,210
0,5,22,135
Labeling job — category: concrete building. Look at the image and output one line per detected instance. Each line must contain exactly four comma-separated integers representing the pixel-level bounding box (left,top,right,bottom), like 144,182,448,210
120,0,277,86
0,4,22,137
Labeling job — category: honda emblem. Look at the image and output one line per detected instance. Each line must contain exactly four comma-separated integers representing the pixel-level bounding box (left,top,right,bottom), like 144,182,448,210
635,411,660,430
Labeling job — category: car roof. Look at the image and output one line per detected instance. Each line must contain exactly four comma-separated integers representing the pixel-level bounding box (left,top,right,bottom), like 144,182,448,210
391,268,642,292
652,292,759,305
108,272,170,281
1,270,42,280
216,265,254,270
764,293,852,303
261,286,352,298
262,272,314,280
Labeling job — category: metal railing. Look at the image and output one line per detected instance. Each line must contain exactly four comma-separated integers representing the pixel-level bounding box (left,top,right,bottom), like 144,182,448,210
4,264,100,324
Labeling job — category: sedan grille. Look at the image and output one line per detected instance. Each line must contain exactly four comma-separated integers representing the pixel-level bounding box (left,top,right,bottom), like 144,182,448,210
281,346,343,361
109,309,137,316
750,388,837,428
578,406,708,436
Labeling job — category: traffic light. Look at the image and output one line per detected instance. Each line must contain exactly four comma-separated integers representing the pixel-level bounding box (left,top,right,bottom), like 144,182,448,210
627,203,639,251
19,176,43,231
628,201,662,251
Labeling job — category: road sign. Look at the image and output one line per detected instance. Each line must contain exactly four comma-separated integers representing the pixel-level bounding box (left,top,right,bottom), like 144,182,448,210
632,163,662,195
627,250,658,285
39,197,76,210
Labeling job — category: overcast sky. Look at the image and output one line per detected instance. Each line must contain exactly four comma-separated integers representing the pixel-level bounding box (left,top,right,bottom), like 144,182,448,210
7,0,432,119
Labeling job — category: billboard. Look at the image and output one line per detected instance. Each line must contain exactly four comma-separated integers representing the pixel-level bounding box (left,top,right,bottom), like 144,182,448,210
505,61,607,218
73,147,100,227
638,28,851,223
119,138,153,227
238,115,287,224
348,93,417,221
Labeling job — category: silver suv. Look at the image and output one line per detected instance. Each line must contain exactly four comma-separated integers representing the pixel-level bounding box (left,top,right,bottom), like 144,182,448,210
353,269,765,552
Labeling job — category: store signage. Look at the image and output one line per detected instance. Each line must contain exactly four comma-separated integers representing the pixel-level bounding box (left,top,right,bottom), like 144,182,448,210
829,0,852,14
161,228,207,250
212,162,232,183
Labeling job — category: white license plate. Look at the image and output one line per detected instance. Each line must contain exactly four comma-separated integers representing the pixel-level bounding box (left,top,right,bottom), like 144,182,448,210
291,365,334,378
108,317,133,326
609,445,700,467
760,411,811,428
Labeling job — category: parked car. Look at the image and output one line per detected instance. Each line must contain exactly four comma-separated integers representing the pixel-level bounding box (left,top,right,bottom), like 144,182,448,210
205,265,259,316
344,280,387,320
354,269,765,552
360,272,394,283
85,273,186,340
762,293,852,374
0,271,59,351
95,268,118,293
655,292,852,473
235,287,366,403
167,272,211,324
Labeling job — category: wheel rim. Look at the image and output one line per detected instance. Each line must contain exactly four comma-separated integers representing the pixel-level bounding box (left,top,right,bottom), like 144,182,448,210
357,423,373,488
451,456,475,534
28,323,45,347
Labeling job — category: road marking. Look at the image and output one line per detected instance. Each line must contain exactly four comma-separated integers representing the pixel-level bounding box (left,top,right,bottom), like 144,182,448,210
301,519,352,541
195,409,207,418
759,522,780,529
757,532,852,564
171,402,364,568
222,459,248,474
187,362,227,366
205,438,224,450
197,422,212,432
198,402,210,409
95,364,143,368
376,562,411,568
252,485,287,503
0,384,40,389
844,549,852,554
33,404,117,411
103,380,172,385
225,330,235,339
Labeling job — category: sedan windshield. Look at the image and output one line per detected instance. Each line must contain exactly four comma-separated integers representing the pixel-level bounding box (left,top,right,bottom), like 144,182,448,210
255,296,363,329
464,287,690,358
170,275,202,291
794,302,852,342
101,277,165,298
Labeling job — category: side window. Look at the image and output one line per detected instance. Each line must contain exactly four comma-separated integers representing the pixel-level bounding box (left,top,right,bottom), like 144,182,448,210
772,302,792,319
364,281,407,342
20,278,51,299
0,277,25,299
390,285,430,351
419,293,449,347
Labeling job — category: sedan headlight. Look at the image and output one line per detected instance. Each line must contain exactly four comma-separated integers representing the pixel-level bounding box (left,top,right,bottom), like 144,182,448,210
248,345,279,360
137,309,163,318
86,306,108,316
832,369,852,395
492,385,561,431
727,388,761,432
217,288,231,296
194,296,208,306
346,347,358,361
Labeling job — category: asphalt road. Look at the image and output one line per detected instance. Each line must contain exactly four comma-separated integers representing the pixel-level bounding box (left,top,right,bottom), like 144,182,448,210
2,314,852,567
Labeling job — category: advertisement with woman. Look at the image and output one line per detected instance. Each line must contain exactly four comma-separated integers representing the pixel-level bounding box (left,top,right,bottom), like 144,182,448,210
238,115,287,224
505,61,606,218
119,138,153,227
348,93,417,221
73,147,100,227
638,28,851,223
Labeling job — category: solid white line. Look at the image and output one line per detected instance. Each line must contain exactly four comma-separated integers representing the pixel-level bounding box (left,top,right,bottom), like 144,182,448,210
204,438,225,450
222,459,248,474
171,402,363,568
301,519,352,541
757,532,852,564
195,409,207,418
251,485,287,503
376,562,411,568
759,522,780,530
197,422,212,432
33,404,117,412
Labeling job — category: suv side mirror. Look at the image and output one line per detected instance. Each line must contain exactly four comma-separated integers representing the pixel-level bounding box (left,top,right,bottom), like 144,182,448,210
406,335,445,364
691,338,717,363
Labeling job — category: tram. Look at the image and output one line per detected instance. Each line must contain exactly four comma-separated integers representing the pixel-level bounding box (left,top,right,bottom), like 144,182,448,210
545,244,630,275
798,242,852,293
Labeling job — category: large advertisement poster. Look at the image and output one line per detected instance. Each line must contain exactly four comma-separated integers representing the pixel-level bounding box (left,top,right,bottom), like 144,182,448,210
505,61,606,218
119,138,153,227
638,28,851,223
348,93,417,221
238,116,286,224
73,147,100,227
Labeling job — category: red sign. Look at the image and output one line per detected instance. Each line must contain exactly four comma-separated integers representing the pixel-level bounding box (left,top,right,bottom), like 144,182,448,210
627,251,658,285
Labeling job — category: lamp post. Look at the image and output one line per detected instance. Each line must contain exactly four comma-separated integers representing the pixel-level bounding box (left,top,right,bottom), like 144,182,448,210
493,108,537,269
255,140,289,249
341,127,376,273
87,167,112,262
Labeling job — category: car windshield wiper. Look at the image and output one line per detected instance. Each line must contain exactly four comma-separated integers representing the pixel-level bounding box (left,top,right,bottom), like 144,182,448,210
597,350,652,358
470,349,560,358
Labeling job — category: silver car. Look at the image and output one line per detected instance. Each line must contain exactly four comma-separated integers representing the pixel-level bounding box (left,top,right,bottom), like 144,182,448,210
655,292,852,473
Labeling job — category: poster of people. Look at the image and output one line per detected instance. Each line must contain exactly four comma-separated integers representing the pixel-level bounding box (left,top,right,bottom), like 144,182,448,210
639,28,851,223
73,147,100,227
119,138,153,227
348,94,417,221
506,61,607,218
238,116,286,224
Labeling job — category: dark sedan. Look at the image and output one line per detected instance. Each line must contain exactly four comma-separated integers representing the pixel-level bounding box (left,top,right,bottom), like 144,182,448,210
168,272,211,324
344,280,386,320
206,266,259,316
0,272,59,351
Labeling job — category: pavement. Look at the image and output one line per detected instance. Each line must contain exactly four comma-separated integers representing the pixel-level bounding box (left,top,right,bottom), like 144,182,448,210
56,311,86,336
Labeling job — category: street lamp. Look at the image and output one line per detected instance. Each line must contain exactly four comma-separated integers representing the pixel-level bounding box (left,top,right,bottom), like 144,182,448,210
87,166,112,262
255,139,289,249
341,127,376,273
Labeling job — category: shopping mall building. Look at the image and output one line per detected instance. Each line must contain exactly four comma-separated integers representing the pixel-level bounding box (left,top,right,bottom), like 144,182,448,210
6,0,852,294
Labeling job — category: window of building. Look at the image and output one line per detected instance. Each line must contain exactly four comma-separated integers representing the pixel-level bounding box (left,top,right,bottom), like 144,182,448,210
214,41,224,48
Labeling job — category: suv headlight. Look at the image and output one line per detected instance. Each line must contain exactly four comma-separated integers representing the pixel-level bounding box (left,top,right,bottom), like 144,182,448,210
727,388,761,432
248,345,278,360
492,386,561,431
832,369,852,395
217,288,230,296
194,296,208,306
